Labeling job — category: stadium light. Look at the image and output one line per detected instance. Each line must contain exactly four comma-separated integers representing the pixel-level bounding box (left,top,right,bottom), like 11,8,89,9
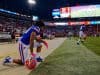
28,0,36,4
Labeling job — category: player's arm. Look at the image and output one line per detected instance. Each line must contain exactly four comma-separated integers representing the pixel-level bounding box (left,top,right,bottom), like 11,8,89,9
36,37,48,48
30,32,36,54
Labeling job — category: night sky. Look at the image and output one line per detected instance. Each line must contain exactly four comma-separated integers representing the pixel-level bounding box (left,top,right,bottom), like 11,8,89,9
0,0,100,20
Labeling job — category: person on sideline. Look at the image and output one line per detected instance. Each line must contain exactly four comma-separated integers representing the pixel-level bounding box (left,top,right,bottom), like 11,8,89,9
3,20,48,65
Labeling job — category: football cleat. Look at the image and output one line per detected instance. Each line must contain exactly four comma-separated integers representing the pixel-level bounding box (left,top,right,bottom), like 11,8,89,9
77,42,80,45
3,56,11,65
36,56,43,62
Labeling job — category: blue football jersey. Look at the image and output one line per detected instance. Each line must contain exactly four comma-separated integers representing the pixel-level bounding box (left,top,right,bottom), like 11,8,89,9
20,25,40,45
80,26,86,31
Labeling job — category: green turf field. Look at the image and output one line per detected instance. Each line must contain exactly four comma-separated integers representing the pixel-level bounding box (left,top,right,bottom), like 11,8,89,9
83,37,100,55
29,38,100,75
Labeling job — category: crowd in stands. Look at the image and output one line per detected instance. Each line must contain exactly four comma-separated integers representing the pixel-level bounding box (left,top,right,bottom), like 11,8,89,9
0,15,32,42
0,14,100,43
0,16,31,32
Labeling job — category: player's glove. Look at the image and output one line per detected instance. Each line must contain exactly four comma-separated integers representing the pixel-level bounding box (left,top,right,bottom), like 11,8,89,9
30,53,36,59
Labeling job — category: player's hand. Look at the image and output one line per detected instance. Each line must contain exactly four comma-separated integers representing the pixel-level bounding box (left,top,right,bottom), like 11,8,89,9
30,53,36,59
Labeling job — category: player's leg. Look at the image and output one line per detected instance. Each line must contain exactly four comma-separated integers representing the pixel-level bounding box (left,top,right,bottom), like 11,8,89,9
13,59,23,65
36,45,43,62
36,45,42,57
13,42,29,65
3,56,23,65
34,42,43,62
17,42,30,65
3,42,28,65
77,31,84,44
77,37,81,45
14,42,26,65
81,33,85,43
77,32,82,45
3,42,23,65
